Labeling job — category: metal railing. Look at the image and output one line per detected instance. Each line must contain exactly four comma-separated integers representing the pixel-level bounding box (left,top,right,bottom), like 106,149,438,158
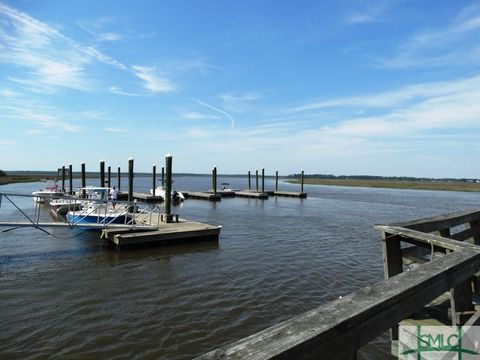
0,192,161,231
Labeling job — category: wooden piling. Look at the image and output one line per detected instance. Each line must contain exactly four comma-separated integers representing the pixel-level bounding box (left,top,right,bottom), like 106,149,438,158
152,164,156,196
256,169,259,192
100,161,105,188
117,166,121,191
248,170,251,190
68,164,73,195
301,170,304,194
61,165,66,192
107,166,111,188
128,158,134,204
161,166,165,187
81,162,86,198
212,166,217,195
262,168,265,194
165,154,172,222
275,170,279,192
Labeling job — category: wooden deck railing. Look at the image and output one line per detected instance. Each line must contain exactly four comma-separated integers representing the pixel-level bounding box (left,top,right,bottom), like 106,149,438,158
195,209,480,360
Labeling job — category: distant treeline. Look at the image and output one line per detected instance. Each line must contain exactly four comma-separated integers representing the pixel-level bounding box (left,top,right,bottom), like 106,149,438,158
0,170,6,177
287,174,479,183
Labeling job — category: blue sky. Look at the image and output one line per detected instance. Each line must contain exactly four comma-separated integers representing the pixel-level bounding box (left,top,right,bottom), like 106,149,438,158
1,1,480,177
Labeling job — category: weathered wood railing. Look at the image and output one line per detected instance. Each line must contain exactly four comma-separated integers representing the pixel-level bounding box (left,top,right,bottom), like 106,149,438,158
195,209,480,360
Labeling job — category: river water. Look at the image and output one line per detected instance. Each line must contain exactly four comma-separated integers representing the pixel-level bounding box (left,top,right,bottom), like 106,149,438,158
1,176,480,359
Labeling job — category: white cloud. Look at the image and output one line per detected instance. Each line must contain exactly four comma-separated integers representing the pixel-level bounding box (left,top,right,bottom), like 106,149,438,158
220,92,263,103
98,32,123,42
105,128,128,133
181,111,220,120
377,4,480,68
132,65,176,93
109,86,140,96
345,1,393,25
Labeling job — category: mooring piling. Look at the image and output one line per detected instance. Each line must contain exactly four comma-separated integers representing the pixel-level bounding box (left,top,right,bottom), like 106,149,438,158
275,170,279,191
107,166,111,188
100,161,105,188
128,158,134,204
161,166,165,187
301,170,304,194
255,170,259,192
152,164,156,196
164,154,172,222
81,162,86,198
212,166,217,195
248,170,251,190
261,168,265,194
61,165,66,192
117,166,121,191
68,164,73,195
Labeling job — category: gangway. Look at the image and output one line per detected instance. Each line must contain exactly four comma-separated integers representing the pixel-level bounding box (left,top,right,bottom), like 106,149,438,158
0,192,160,231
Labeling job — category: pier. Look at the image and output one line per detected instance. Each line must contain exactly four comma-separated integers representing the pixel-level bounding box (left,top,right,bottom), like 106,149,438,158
195,209,480,359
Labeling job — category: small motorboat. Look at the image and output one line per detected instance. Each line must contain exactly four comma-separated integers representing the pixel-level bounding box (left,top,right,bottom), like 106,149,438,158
66,187,129,226
32,181,65,203
150,186,184,203
48,197,82,217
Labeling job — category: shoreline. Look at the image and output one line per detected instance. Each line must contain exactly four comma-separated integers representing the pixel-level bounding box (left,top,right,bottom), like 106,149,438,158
286,178,480,192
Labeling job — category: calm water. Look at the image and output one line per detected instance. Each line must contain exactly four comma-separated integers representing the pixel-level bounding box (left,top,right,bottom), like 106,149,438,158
2,176,480,359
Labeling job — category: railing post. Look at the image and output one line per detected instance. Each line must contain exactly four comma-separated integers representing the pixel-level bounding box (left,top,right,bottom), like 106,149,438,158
381,231,403,350
100,160,105,188
165,154,172,222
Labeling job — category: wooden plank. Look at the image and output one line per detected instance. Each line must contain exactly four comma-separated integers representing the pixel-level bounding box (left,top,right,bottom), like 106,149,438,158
390,209,480,233
183,192,221,201
195,249,480,360
375,225,479,252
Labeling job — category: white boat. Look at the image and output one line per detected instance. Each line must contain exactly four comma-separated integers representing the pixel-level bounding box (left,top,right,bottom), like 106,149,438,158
150,186,184,203
66,187,129,226
32,181,65,203
48,197,82,217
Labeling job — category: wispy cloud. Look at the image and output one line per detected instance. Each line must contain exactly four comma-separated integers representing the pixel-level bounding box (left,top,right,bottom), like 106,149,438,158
109,86,140,96
345,1,393,25
376,4,480,68
181,111,220,120
105,128,128,133
220,92,263,103
98,32,123,42
195,100,235,129
132,65,176,93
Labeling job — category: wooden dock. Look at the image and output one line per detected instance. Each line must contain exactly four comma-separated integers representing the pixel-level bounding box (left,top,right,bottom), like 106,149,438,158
105,216,221,247
117,191,163,202
274,191,307,198
195,209,480,359
235,191,269,199
182,191,221,201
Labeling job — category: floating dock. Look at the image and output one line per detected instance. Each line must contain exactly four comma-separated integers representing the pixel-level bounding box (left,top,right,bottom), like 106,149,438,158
235,191,269,199
105,217,221,247
182,191,221,201
274,191,307,198
117,191,163,202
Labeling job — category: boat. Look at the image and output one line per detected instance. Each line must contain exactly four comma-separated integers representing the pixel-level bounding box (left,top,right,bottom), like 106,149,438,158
66,187,129,226
32,181,65,203
150,186,185,203
48,197,82,217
